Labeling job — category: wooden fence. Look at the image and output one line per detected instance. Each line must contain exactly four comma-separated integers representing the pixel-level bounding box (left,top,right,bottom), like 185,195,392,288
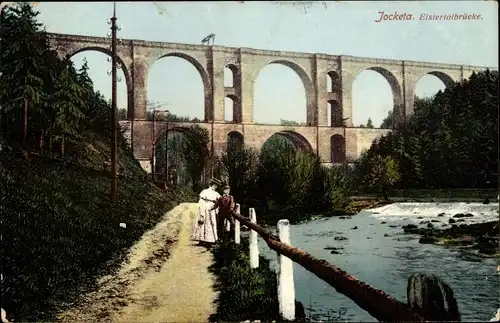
228,204,462,322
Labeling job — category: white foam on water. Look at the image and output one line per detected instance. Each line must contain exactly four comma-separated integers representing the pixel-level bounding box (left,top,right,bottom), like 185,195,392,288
365,202,499,225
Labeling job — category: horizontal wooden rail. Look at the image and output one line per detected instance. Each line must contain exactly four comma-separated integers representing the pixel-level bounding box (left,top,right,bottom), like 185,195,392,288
230,211,426,322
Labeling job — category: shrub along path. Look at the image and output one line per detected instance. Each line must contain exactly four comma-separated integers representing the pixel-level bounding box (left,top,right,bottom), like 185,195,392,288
56,203,218,323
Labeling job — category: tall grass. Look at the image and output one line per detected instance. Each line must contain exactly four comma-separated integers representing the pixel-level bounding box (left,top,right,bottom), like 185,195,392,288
208,239,280,322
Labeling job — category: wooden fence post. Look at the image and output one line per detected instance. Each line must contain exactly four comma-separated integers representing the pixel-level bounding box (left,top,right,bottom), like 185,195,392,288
249,208,259,268
278,219,295,321
234,203,241,244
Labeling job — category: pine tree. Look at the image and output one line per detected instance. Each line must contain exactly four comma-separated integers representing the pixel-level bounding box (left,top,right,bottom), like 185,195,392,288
0,2,50,144
48,60,87,153
356,70,498,189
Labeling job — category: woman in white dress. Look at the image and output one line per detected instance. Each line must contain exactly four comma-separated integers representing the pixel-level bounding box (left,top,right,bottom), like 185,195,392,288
192,180,221,246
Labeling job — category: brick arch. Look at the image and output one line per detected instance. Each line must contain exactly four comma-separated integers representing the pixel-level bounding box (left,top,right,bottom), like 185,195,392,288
225,94,241,123
327,71,341,92
330,134,345,163
225,64,239,88
352,67,404,129
254,59,316,126
226,130,244,149
328,99,343,127
417,71,456,88
270,130,314,153
62,46,133,119
147,53,212,121
154,126,197,144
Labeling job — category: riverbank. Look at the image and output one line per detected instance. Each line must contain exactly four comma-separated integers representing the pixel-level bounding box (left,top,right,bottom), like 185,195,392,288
209,238,306,322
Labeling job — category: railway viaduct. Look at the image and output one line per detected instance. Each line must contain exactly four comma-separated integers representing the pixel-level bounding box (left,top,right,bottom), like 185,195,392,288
48,33,489,171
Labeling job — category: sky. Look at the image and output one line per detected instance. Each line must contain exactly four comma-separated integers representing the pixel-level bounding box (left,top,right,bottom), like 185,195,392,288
34,1,498,127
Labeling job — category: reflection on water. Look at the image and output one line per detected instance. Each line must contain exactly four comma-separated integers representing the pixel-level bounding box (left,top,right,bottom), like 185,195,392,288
259,211,499,322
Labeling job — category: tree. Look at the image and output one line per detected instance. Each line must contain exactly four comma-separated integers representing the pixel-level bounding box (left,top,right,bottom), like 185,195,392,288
380,110,393,128
182,125,210,192
286,153,320,210
362,155,400,200
47,60,87,153
366,118,374,128
357,70,498,190
0,2,51,145
324,166,352,211
280,119,305,126
0,2,107,152
219,139,259,205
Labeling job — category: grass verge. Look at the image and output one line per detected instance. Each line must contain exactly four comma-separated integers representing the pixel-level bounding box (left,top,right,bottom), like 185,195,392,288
208,238,281,322
0,132,182,322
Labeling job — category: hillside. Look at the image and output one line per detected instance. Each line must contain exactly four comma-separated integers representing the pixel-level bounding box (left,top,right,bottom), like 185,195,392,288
0,132,182,321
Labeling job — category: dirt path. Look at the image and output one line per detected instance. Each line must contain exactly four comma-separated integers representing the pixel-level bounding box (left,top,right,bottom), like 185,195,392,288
57,202,218,323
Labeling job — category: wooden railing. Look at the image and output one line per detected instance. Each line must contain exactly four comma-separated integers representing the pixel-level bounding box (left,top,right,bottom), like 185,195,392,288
227,204,462,322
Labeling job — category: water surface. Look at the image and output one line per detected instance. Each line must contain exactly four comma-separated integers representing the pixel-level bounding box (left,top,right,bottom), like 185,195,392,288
258,209,499,322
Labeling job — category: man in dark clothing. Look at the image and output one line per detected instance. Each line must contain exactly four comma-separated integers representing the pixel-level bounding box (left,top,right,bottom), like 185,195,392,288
213,184,235,242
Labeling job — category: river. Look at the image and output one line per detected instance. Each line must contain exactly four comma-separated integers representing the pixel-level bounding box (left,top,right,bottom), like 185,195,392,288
257,203,499,322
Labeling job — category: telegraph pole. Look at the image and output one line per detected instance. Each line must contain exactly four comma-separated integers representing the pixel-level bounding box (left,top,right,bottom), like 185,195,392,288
110,2,118,201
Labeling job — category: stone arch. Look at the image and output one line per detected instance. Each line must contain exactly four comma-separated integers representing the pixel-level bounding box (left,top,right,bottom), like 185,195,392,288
425,71,456,88
327,71,341,93
255,60,316,126
152,126,196,183
64,47,133,119
148,53,212,121
330,134,345,164
153,126,195,169
352,67,403,129
225,94,241,123
225,64,239,88
328,99,343,127
275,130,314,152
226,131,244,151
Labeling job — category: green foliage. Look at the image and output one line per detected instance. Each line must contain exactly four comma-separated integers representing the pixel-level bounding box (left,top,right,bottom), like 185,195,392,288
286,153,321,210
0,135,177,322
218,134,353,221
356,70,498,189
380,110,393,128
0,5,179,321
208,239,280,322
218,137,259,205
182,125,210,192
280,119,305,126
0,3,51,143
0,3,117,149
324,166,353,211
146,109,201,123
360,155,400,199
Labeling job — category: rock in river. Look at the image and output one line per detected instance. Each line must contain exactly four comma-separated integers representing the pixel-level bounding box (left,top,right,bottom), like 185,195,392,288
453,213,474,218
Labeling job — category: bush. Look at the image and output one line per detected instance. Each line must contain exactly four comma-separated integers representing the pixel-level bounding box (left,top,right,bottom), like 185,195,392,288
324,166,353,211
